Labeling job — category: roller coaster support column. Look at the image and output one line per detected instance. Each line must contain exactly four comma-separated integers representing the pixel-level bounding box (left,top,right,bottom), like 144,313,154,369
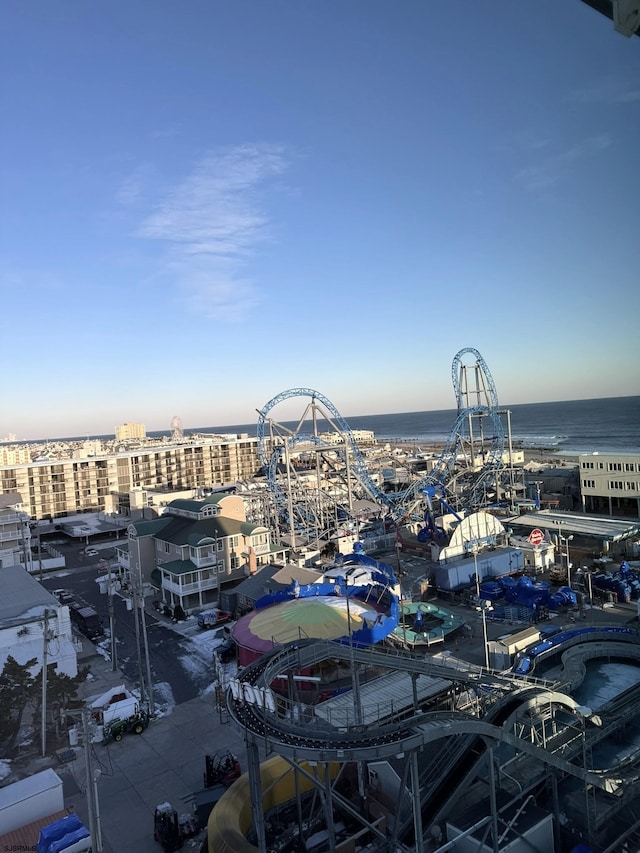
345,581,366,797
283,441,296,551
246,735,267,853
323,764,336,851
410,749,425,853
488,746,499,853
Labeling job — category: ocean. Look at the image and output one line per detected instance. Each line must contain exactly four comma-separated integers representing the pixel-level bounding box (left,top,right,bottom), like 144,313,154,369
186,395,640,456
6,396,640,455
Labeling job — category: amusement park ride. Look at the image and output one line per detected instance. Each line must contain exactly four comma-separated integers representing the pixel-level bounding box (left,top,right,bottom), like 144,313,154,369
256,347,522,550
203,348,640,853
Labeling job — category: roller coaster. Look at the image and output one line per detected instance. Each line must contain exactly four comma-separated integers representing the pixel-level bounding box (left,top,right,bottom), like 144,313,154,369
213,627,640,852
256,348,516,545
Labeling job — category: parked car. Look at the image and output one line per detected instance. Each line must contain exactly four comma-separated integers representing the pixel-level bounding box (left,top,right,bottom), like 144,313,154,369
85,548,99,557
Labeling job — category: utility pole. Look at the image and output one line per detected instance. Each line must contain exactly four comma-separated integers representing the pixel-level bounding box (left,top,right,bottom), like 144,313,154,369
131,586,147,707
139,601,155,716
81,709,102,852
107,580,117,672
41,609,50,757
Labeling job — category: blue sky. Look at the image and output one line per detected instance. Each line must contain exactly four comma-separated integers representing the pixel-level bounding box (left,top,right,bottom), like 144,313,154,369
2,1,639,440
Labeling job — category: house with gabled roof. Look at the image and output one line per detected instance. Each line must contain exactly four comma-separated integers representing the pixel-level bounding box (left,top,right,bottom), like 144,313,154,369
116,493,287,614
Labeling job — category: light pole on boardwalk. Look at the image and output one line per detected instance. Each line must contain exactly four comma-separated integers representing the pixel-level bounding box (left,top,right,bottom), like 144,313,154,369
470,545,490,670
563,535,574,588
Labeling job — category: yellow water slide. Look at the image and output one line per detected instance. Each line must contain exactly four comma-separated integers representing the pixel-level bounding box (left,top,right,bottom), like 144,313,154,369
208,755,339,853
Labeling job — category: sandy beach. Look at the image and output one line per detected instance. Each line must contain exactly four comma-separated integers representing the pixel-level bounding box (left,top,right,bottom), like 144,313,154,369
380,439,579,469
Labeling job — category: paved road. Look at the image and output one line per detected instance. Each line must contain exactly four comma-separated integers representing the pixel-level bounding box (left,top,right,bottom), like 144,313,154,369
39,565,225,710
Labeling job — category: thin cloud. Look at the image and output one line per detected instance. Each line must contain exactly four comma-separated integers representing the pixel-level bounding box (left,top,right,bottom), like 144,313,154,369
115,167,149,206
567,78,640,105
138,143,289,321
515,133,612,191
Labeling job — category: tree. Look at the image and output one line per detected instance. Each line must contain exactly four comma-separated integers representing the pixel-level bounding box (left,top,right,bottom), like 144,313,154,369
32,664,91,738
0,656,37,756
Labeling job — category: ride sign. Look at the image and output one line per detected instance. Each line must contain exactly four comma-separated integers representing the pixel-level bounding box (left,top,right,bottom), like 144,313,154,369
528,528,545,546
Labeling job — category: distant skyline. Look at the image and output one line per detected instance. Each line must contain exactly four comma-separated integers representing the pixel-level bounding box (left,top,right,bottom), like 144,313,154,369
4,393,639,444
2,2,639,440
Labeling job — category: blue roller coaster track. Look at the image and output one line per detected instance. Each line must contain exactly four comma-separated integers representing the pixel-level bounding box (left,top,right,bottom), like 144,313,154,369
256,349,508,538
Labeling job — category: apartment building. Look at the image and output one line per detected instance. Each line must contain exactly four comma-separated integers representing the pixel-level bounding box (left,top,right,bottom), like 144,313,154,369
0,436,264,521
0,445,31,466
115,422,146,441
579,452,640,517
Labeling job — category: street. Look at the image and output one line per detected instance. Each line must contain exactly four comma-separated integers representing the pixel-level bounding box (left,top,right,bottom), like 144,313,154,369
38,546,227,710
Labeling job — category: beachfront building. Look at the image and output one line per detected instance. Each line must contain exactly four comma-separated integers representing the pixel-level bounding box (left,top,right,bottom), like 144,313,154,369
579,452,640,518
115,422,146,442
0,436,265,521
117,493,287,614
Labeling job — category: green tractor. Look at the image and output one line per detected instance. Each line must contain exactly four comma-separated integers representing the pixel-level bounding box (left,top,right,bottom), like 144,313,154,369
104,710,150,743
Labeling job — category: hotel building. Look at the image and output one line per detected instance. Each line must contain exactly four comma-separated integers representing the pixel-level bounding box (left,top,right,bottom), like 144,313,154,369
0,436,264,521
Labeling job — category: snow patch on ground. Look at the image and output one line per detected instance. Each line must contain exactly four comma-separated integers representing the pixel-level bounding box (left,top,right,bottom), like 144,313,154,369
175,626,238,697
153,681,176,718
0,759,12,781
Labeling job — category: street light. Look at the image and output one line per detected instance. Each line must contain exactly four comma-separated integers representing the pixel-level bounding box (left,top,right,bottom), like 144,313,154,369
564,535,574,587
470,545,490,670
552,521,574,586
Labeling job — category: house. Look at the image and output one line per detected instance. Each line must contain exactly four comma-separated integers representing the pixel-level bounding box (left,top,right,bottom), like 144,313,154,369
0,566,78,677
117,494,288,614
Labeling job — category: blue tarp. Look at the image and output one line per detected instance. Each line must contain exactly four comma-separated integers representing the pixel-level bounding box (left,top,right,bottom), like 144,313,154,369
37,814,89,853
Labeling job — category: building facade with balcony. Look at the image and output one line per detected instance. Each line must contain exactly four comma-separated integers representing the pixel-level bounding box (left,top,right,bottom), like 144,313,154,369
0,436,265,521
118,493,287,615
0,493,30,569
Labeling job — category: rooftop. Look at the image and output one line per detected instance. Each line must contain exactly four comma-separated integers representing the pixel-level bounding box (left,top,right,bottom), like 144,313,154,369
0,566,59,626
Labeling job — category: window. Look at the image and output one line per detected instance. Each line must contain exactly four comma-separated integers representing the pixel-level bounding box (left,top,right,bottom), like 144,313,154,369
582,479,595,488
608,481,624,490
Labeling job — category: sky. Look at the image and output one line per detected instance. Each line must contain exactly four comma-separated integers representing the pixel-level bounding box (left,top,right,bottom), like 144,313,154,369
2,1,639,440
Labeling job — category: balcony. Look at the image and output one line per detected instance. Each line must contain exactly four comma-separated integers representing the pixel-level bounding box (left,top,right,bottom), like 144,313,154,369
190,553,219,569
161,577,219,596
0,529,24,543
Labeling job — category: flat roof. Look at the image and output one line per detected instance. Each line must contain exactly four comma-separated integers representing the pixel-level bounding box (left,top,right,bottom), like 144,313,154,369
505,509,640,543
0,768,62,810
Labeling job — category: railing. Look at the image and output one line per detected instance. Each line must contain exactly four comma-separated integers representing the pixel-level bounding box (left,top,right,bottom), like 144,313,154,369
162,578,219,596
0,512,26,524
0,530,25,542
